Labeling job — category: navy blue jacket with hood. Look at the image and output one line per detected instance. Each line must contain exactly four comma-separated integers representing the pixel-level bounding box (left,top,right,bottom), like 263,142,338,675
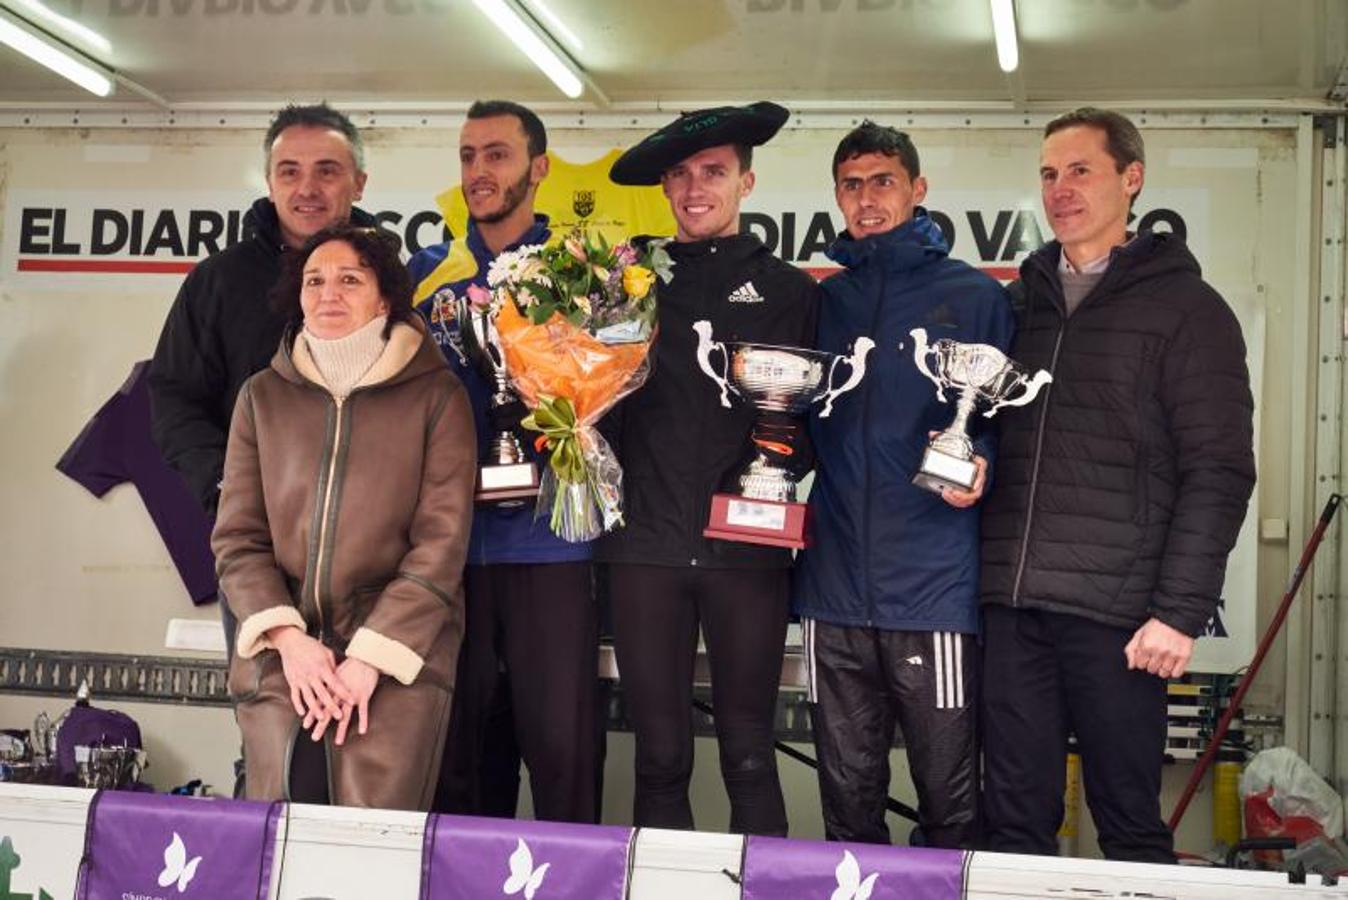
794,211,1014,634
408,215,590,566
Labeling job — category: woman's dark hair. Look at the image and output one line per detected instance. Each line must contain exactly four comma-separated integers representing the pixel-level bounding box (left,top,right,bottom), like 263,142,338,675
271,224,413,339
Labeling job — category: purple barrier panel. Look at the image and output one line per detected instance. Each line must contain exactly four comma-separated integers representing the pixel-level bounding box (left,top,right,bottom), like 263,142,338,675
420,814,634,900
742,836,968,900
76,791,283,900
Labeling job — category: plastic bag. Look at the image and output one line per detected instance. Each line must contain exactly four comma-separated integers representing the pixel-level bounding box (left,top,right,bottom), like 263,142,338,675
1241,747,1344,856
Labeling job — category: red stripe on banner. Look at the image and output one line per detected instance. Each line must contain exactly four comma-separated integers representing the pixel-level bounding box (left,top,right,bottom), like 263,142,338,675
18,258,199,274
18,258,1018,280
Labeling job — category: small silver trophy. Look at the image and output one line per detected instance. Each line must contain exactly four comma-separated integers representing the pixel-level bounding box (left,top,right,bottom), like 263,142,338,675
694,320,873,547
75,742,147,789
909,327,1052,494
452,294,540,505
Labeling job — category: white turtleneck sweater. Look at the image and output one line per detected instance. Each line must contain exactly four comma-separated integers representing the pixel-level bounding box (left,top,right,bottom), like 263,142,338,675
301,315,389,399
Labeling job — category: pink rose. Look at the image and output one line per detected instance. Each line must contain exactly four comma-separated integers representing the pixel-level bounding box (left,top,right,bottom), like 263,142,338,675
466,283,493,310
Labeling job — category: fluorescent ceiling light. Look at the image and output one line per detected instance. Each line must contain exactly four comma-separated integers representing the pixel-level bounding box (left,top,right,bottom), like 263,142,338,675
473,0,584,99
524,0,582,53
0,11,113,96
10,0,111,55
990,0,1019,73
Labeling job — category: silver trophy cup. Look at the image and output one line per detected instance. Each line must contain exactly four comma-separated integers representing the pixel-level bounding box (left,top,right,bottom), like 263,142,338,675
451,294,539,504
910,327,1052,494
694,320,873,506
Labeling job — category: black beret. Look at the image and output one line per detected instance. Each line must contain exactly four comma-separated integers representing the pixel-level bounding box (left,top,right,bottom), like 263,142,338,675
609,101,790,185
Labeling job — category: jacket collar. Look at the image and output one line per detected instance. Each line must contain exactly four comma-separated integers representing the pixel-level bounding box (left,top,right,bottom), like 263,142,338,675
1021,230,1201,297
825,208,949,271
464,214,551,266
244,198,380,253
280,317,436,394
666,232,764,262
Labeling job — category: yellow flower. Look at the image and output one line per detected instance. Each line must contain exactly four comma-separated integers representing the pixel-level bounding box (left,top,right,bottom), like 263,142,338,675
623,265,656,300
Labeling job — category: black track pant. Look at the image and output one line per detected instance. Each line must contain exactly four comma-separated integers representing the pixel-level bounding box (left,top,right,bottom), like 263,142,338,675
609,564,790,836
433,561,599,823
981,605,1174,863
804,620,978,848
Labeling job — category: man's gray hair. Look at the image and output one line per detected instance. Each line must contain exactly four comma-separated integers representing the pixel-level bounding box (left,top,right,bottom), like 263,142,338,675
264,102,364,172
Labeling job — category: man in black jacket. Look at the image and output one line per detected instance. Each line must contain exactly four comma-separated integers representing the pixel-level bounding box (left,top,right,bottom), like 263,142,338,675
602,102,820,836
979,108,1255,861
149,103,374,666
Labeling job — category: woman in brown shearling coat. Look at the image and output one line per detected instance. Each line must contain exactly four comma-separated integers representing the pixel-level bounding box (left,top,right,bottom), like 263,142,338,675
212,224,475,810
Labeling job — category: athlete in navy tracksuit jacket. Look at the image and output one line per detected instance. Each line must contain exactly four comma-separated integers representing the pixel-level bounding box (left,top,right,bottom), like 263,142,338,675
408,211,596,824
795,124,1014,848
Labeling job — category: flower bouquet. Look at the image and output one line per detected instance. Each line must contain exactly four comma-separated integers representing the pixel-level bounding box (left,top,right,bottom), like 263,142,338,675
477,229,673,541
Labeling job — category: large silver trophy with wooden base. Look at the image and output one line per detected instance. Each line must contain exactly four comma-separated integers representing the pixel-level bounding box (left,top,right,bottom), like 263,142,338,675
452,294,540,505
909,327,1052,494
694,320,873,548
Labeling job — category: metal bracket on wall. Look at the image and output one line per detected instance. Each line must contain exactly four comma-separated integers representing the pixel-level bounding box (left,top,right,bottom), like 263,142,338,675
1316,114,1342,147
0,646,831,745
0,647,229,707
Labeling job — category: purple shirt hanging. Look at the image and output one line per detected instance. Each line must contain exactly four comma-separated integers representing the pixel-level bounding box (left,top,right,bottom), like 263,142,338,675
741,835,967,900
420,814,633,900
76,791,283,900
58,361,217,605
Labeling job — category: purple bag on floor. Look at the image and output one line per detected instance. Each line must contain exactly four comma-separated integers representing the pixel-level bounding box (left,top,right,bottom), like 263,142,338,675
55,705,142,782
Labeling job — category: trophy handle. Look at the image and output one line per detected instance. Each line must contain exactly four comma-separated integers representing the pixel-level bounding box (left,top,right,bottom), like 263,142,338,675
982,368,1053,417
817,336,875,418
693,320,734,408
908,327,949,403
439,291,469,368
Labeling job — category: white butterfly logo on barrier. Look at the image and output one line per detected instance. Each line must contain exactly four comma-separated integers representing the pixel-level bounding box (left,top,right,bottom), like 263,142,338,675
157,832,203,894
830,849,878,900
502,838,550,900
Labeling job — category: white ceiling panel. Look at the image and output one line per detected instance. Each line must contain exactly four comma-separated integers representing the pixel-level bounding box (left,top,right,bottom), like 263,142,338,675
0,0,1343,109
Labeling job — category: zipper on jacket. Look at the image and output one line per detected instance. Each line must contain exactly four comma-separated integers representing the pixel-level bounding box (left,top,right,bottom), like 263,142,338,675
310,395,345,639
689,247,714,568
1009,287,1066,606
860,266,888,627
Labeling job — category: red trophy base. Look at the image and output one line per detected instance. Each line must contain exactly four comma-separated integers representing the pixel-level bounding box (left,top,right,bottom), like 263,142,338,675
476,462,540,506
703,493,810,549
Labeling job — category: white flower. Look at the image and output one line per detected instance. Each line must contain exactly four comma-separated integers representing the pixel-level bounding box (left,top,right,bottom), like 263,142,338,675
486,244,547,288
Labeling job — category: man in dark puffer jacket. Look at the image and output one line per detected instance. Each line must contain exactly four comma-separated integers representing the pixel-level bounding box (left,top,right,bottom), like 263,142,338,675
980,108,1255,862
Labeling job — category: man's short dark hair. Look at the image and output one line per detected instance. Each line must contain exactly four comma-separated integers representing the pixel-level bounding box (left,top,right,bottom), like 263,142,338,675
264,103,364,172
467,100,548,158
271,224,413,340
733,144,753,173
1044,107,1146,171
831,120,920,181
